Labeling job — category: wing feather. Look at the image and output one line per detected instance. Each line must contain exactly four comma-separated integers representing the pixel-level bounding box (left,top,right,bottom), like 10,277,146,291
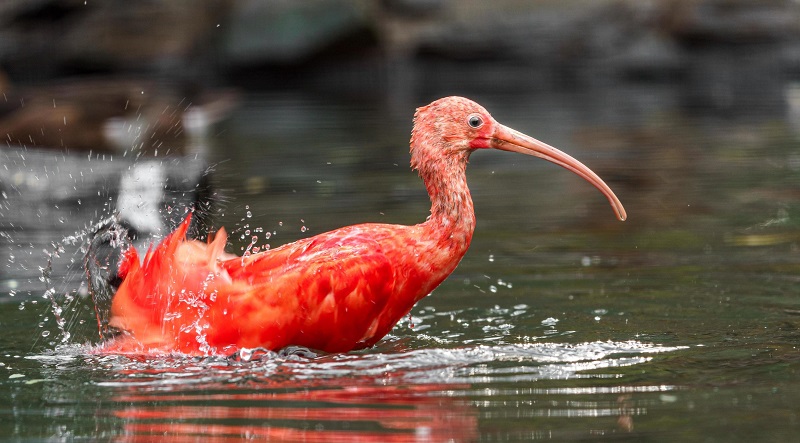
106,217,405,353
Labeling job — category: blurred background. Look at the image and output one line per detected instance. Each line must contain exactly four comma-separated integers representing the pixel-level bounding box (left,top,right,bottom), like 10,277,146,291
3,0,799,291
1,0,800,441
2,0,797,102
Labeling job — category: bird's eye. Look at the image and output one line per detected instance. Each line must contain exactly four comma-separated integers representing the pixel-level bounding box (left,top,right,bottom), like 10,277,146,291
467,114,483,129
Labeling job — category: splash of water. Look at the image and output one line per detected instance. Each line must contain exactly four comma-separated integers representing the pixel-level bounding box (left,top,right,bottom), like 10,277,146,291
36,215,127,346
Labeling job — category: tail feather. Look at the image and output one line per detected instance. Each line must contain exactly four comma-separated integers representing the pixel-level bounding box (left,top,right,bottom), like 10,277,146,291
107,214,198,348
105,212,242,353
140,212,193,273
116,246,140,282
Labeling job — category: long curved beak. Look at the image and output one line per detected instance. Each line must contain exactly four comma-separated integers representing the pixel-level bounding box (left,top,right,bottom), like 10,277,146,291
491,123,627,221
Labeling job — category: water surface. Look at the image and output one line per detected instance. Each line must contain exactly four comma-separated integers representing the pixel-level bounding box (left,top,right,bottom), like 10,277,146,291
1,73,799,441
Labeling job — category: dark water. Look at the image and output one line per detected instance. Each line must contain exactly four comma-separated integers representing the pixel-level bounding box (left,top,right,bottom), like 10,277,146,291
1,71,800,441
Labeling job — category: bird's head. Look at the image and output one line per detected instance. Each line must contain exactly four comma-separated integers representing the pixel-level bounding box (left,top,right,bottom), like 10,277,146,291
411,96,626,221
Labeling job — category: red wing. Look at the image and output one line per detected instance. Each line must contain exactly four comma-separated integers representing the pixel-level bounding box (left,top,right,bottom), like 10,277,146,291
213,231,398,352
106,218,405,354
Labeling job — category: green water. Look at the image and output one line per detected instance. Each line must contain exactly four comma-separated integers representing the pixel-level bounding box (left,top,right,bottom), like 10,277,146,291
1,78,799,441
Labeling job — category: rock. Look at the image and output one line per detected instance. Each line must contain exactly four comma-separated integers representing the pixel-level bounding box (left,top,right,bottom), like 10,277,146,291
610,31,685,80
0,0,234,80
1,0,800,86
662,0,800,44
222,0,370,65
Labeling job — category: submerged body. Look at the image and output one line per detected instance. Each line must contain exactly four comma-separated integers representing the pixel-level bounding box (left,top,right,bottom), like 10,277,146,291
99,96,625,355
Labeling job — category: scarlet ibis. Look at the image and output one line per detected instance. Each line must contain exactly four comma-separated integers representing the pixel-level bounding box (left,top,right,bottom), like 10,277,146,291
98,96,626,355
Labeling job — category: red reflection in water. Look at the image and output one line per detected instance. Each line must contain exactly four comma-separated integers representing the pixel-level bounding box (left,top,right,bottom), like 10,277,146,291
106,366,477,443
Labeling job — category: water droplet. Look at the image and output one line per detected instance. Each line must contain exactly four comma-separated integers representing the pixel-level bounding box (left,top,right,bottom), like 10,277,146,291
41,330,50,337
239,347,253,362
300,226,307,233
246,211,252,218
541,317,559,327
488,254,494,262
489,285,497,293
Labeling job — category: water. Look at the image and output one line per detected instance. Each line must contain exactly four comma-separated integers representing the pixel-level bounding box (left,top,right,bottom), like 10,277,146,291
1,69,800,440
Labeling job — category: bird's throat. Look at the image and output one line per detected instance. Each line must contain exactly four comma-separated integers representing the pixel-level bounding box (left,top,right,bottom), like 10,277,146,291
421,153,476,254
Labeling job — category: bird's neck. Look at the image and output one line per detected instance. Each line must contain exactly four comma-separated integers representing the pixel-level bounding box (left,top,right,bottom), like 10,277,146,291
418,152,476,255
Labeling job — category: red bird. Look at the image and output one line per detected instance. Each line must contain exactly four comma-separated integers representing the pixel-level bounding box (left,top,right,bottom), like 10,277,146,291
98,96,626,355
